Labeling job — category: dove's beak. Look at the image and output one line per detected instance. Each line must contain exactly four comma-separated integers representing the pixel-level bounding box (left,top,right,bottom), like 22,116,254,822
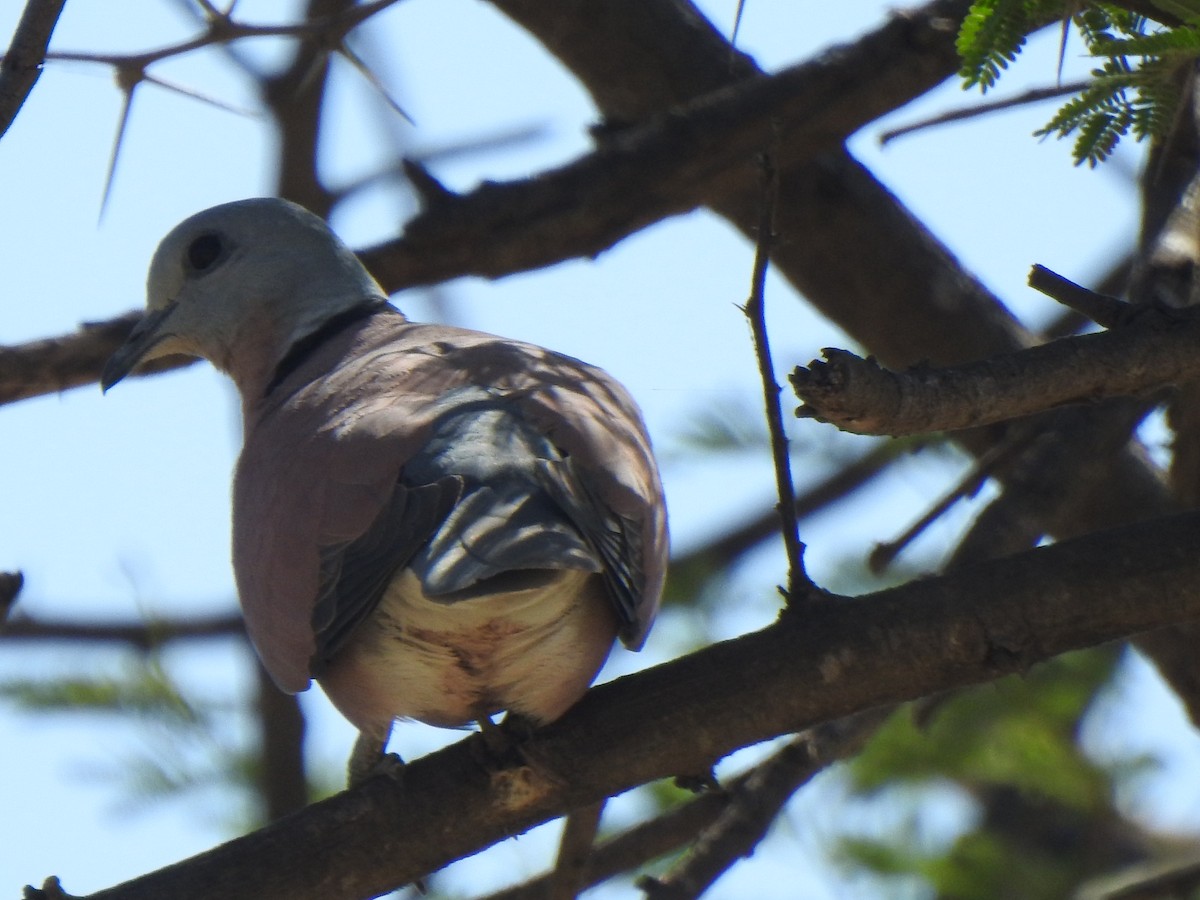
101,305,179,392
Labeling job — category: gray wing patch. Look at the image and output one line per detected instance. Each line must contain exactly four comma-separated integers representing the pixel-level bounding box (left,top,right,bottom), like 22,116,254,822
536,457,645,635
409,482,601,597
402,388,605,602
310,476,462,673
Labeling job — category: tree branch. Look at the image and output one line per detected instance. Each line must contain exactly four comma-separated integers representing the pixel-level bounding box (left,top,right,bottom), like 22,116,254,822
1028,264,1134,329
46,0,402,72
546,800,604,900
480,709,888,900
0,571,23,620
668,440,907,586
480,795,728,900
0,612,242,647
25,510,1200,900
263,0,354,215
359,3,977,290
0,2,991,407
0,0,67,140
642,709,889,899
254,664,309,821
0,313,193,407
790,301,1200,437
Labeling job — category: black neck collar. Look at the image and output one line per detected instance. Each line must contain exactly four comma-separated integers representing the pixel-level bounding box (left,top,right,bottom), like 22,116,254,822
264,300,390,397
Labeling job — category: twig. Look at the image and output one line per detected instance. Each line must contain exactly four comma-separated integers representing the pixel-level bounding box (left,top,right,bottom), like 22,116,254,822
46,0,403,71
670,440,911,582
478,792,729,900
1,613,243,647
743,153,812,603
0,571,23,620
41,0,406,214
162,0,267,78
0,0,67,140
640,708,893,899
547,801,605,900
879,81,1089,145
1077,855,1200,899
328,123,547,203
868,435,1034,573
1028,264,1133,329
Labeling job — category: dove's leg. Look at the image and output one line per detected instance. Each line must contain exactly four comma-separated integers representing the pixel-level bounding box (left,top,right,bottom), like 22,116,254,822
347,723,401,785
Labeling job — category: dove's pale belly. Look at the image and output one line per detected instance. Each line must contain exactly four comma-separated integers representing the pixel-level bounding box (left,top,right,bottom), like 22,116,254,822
317,567,618,734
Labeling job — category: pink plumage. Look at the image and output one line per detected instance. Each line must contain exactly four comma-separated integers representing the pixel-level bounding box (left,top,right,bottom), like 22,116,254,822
103,198,667,779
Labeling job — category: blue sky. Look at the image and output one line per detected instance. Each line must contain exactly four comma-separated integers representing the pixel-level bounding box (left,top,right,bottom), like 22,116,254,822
1,2,1194,897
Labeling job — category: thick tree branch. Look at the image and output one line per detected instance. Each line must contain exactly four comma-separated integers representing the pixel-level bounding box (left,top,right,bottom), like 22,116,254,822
26,511,1200,900
359,3,972,289
0,0,67,140
790,301,1200,437
0,3,989,407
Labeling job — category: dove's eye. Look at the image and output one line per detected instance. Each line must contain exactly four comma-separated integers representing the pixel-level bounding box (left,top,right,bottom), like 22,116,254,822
185,232,225,274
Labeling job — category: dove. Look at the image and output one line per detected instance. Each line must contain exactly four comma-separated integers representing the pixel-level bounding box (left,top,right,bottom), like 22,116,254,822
102,198,667,780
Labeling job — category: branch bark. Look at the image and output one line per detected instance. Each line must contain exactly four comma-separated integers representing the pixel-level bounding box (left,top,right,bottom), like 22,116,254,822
0,571,22,620
642,710,889,899
26,510,1200,900
482,0,1200,727
360,4,973,291
0,612,241,647
0,2,982,408
790,301,1200,436
0,313,192,407
0,0,67,140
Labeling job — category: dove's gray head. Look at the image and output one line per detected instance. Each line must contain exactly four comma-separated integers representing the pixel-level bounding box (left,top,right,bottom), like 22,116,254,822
102,198,388,392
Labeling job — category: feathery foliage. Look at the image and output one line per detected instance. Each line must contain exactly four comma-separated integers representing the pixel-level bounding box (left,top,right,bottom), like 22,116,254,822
958,1,1198,165
957,0,1064,90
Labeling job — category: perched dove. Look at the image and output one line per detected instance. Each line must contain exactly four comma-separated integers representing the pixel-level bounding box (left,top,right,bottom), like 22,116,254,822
103,198,668,779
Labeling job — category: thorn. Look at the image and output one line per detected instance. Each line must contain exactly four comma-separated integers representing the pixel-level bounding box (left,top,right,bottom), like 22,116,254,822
143,73,257,117
402,158,454,207
100,69,144,222
337,40,414,125
193,0,221,19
